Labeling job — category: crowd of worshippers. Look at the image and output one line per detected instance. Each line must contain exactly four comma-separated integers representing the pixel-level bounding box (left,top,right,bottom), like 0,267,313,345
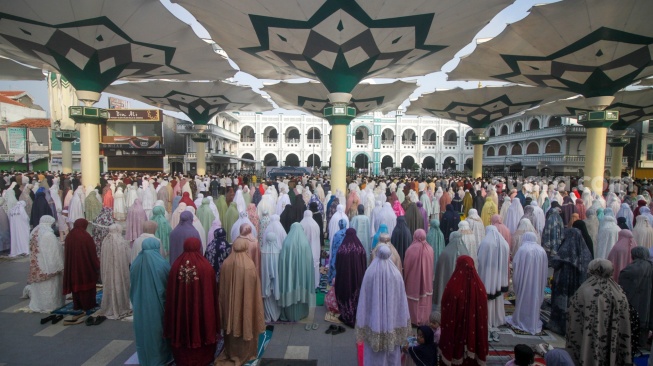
1,170,653,366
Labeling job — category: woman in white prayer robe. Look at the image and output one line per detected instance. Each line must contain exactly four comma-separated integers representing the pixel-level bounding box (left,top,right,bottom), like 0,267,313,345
506,232,548,335
458,220,479,266
633,215,653,249
477,225,510,328
596,215,621,259
113,187,127,221
170,203,187,229
26,215,64,312
328,204,349,251
499,197,512,223
230,211,257,248
300,210,322,288
67,186,86,225
466,209,485,244
376,202,397,235
9,201,30,256
504,198,524,234
3,182,18,212
125,184,138,208
263,214,287,251
511,218,540,257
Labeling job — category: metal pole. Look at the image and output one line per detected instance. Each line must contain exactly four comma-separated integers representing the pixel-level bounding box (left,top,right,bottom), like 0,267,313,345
24,126,29,172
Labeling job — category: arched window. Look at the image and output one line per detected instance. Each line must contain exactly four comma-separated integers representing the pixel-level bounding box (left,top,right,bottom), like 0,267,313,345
511,144,522,155
529,118,539,130
489,128,496,137
548,116,562,127
264,126,278,142
498,146,507,156
500,125,508,135
443,130,457,145
382,128,394,143
487,147,495,156
545,140,561,153
402,129,417,145
514,122,522,133
240,126,255,142
526,142,539,154
422,129,437,145
285,127,300,142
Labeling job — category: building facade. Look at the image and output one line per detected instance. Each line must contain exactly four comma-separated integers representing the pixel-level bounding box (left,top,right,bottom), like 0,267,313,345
482,114,634,176
237,110,476,175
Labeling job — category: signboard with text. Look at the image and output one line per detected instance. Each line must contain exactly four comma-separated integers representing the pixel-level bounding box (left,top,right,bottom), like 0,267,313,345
102,136,162,149
7,127,26,154
108,97,130,110
107,109,161,122
103,148,165,157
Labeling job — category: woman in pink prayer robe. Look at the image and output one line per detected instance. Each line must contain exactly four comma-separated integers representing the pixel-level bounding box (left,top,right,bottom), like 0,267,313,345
607,229,637,282
491,214,512,250
403,229,434,326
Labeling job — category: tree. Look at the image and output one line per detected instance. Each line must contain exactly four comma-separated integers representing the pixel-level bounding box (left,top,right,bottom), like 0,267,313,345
411,163,420,171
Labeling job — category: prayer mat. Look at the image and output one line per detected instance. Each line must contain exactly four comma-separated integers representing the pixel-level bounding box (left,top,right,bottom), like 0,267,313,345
324,311,342,324
487,350,545,366
52,290,102,316
214,326,273,366
504,303,515,316
259,360,317,366
507,323,549,337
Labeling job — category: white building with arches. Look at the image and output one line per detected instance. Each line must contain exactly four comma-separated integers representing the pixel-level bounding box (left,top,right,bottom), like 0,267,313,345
236,110,475,174
482,114,634,176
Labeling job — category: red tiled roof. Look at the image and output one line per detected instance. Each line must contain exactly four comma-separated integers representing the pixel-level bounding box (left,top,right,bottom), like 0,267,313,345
0,94,25,107
7,118,51,128
0,91,26,97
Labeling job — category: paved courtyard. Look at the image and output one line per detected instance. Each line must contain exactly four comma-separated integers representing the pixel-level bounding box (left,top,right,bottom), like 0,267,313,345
0,253,567,366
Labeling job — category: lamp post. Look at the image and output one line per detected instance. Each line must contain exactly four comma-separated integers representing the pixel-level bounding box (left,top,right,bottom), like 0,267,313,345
24,125,29,171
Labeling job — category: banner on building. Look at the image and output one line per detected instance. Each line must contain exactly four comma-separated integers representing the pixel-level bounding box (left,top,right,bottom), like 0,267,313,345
103,148,165,157
107,109,161,122
7,127,26,154
108,97,130,110
102,136,162,149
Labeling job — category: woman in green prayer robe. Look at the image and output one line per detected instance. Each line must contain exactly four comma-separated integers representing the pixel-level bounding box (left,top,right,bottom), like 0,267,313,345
196,198,215,240
278,223,315,322
223,202,239,242
151,206,172,259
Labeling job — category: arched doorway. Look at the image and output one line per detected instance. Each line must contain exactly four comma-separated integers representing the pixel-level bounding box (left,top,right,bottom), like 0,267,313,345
402,129,416,145
381,128,395,143
443,130,457,145
381,155,394,169
355,154,370,171
241,153,254,160
240,126,255,142
285,153,300,167
465,158,473,171
263,153,278,166
443,157,456,170
285,127,300,142
355,126,370,144
514,122,522,133
422,156,436,170
307,127,321,141
422,129,437,145
401,155,416,169
264,126,278,142
307,154,321,167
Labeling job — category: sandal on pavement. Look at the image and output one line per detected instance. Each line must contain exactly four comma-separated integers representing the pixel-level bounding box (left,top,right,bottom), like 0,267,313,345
93,316,107,325
51,315,64,324
64,316,86,326
305,323,312,331
40,315,56,324
85,316,96,326
332,326,346,335
312,323,319,330
325,325,338,334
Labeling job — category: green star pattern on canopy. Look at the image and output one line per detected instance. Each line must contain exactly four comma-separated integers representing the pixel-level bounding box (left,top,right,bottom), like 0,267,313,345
262,80,417,118
448,0,653,98
0,0,235,93
175,0,511,93
105,81,273,125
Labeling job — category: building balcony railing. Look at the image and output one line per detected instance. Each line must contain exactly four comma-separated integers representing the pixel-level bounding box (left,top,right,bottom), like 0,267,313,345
240,137,255,142
401,140,416,145
482,154,628,166
382,139,394,145
422,140,437,145
176,123,239,141
307,139,321,144
263,137,278,143
485,125,586,144
443,141,457,145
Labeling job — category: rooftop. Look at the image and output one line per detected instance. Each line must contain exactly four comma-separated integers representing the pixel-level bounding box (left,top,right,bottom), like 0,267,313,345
6,118,51,128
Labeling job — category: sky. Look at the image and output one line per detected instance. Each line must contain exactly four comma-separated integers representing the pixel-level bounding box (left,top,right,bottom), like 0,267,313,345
0,0,557,122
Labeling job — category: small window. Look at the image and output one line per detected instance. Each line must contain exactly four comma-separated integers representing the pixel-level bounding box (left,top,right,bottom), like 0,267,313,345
647,144,653,161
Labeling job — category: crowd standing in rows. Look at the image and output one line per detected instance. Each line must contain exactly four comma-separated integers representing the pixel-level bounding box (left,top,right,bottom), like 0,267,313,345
1,170,652,366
